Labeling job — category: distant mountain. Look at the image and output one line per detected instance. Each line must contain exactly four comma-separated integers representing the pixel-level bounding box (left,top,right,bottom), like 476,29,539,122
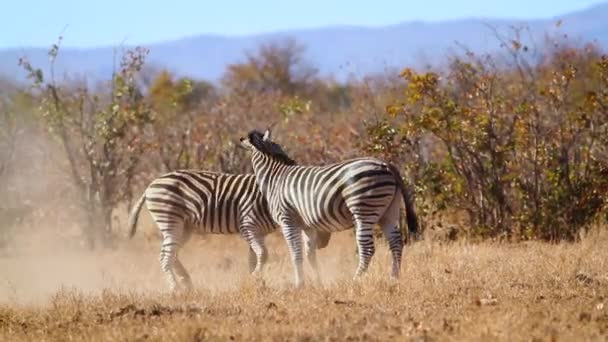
2,2,607,82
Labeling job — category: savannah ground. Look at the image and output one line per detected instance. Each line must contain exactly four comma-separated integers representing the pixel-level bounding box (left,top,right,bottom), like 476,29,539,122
1,220,607,342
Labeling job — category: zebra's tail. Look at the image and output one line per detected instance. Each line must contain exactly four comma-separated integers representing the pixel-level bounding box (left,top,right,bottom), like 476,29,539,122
388,163,420,240
127,193,146,239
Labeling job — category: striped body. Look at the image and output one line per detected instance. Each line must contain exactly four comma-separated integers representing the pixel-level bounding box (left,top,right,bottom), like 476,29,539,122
241,130,418,287
128,169,332,291
261,158,398,232
143,171,275,236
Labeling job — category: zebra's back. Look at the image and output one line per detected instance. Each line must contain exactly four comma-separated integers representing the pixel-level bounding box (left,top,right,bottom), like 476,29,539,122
145,170,276,235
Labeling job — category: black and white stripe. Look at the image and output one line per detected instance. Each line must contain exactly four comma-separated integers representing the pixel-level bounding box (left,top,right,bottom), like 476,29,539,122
240,129,418,287
128,170,331,291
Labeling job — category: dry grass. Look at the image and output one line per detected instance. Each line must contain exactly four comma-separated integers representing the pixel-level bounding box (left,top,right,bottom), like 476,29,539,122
1,225,608,341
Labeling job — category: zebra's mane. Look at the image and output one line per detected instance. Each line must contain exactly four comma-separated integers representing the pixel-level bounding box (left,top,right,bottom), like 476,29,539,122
247,130,297,166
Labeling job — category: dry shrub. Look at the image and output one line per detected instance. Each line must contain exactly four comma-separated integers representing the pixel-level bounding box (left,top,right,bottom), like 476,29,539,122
366,31,608,241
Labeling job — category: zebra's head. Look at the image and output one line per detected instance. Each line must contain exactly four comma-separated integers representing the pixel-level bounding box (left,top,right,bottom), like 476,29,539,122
240,129,296,166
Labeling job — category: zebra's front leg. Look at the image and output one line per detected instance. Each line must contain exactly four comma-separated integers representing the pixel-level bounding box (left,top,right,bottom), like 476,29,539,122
303,229,321,284
382,223,403,279
354,221,375,279
280,221,304,288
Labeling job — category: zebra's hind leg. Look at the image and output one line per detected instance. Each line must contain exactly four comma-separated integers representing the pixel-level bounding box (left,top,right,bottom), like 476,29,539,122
354,220,375,279
172,225,194,290
249,237,268,276
381,223,403,279
303,229,321,284
159,243,179,292
158,221,186,292
248,246,257,274
279,219,305,288
173,258,193,291
379,194,404,279
241,226,268,276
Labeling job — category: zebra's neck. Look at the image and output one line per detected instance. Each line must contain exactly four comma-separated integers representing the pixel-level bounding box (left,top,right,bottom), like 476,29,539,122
251,151,289,198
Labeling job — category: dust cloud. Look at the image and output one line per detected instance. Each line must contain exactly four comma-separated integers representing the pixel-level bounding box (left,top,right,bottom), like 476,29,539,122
0,214,362,306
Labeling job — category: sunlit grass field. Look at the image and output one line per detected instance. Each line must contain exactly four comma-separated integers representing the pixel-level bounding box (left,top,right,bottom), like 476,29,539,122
1,224,607,341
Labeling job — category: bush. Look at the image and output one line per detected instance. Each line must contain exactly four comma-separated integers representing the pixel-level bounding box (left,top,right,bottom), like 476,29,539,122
365,34,608,241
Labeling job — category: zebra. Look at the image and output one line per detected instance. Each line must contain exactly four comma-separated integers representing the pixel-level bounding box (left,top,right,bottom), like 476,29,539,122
128,170,332,291
239,129,418,287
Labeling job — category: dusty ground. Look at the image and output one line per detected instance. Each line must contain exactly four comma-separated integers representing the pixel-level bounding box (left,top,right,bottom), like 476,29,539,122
1,224,608,341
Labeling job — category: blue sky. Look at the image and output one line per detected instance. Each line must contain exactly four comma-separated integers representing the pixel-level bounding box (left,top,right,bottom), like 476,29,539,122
2,0,605,48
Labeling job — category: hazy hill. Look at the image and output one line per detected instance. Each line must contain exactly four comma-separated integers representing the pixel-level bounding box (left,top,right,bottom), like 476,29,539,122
1,2,607,82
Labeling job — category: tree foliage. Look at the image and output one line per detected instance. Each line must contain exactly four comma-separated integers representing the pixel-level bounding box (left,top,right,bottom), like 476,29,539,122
365,33,608,241
223,38,318,96
0,81,18,179
19,39,153,248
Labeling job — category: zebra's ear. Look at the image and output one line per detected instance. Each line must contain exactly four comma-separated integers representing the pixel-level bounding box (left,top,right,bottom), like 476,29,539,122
263,128,272,141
